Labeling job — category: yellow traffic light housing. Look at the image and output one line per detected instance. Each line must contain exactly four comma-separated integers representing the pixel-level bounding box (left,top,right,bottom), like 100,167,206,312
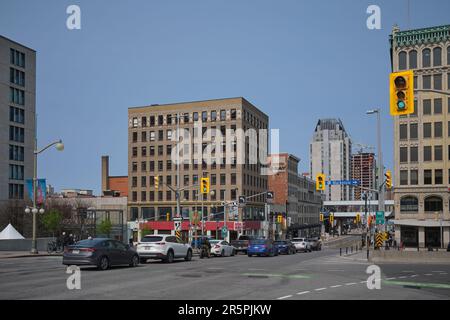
329,213,334,224
356,213,361,223
320,213,324,222
316,174,326,191
390,70,414,116
166,213,170,221
154,176,159,189
385,170,392,190
200,177,210,194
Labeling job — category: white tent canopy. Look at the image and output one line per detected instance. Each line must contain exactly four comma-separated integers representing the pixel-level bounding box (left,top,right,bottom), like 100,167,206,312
0,223,25,240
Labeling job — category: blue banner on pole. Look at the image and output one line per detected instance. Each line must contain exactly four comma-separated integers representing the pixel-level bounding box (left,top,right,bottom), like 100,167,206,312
26,179,46,204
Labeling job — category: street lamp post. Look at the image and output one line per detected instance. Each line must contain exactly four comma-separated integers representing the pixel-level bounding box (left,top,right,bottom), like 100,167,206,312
27,139,64,254
366,109,385,232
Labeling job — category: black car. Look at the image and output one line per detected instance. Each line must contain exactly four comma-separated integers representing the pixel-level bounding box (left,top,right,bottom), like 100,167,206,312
63,238,139,270
274,240,296,255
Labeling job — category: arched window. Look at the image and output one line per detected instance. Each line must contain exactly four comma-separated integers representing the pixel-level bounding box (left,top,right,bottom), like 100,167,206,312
422,48,431,67
400,196,418,212
399,51,407,70
409,50,417,69
424,196,443,212
433,47,442,66
447,46,450,65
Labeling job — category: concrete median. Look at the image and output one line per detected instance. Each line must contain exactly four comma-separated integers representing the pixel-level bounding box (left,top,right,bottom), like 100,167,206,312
369,250,450,264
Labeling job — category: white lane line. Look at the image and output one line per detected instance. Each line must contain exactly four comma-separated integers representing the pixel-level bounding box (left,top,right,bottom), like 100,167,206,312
277,295,293,300
315,288,327,291
346,282,357,286
328,270,345,272
398,276,407,279
360,280,367,284
330,285,342,288
424,274,433,276
296,291,310,295
386,277,397,280
410,275,418,278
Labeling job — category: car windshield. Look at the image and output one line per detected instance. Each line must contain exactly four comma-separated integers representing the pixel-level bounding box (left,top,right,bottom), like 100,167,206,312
210,240,220,245
250,240,267,245
274,241,286,245
74,239,103,247
141,236,163,243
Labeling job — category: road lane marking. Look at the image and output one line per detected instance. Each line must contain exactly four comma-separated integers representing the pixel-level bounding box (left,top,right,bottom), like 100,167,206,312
424,274,433,276
241,273,310,279
296,291,310,295
383,280,450,289
360,280,367,284
398,276,407,279
346,282,357,286
330,285,342,288
386,277,397,280
315,288,327,291
277,295,292,300
401,271,414,273
410,275,418,278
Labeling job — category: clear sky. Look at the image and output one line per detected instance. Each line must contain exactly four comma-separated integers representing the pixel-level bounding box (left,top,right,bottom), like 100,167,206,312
1,0,449,194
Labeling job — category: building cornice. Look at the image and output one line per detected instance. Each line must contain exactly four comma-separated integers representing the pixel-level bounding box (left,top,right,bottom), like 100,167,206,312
391,25,450,49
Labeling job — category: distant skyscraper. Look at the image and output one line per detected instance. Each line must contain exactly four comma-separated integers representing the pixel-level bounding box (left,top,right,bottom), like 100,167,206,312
351,153,376,200
310,119,352,201
0,36,36,204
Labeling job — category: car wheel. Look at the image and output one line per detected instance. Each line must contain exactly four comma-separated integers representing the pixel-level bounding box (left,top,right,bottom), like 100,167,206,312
98,256,109,271
139,258,147,264
185,249,192,261
129,255,139,267
165,250,174,263
248,254,252,257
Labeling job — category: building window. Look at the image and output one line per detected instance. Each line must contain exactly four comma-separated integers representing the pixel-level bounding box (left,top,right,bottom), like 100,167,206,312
141,131,147,142
167,145,172,156
410,146,418,162
211,111,217,121
158,115,164,126
142,117,147,127
410,170,418,185
424,196,443,212
158,130,163,141
132,132,138,142
433,47,442,66
220,190,225,201
434,122,442,138
132,177,137,188
423,123,432,138
149,191,155,201
141,176,147,188
399,124,407,140
149,116,155,126
220,174,226,185
400,170,408,185
410,123,418,139
424,170,432,185
435,169,443,184
9,87,25,105
409,50,417,69
141,146,147,157
422,48,431,67
202,111,207,122
158,191,163,201
141,161,147,172
423,75,431,89
132,162,138,172
150,146,155,156
423,99,431,115
424,146,432,161
9,164,24,180
400,196,418,212
413,76,418,90
9,126,24,143
150,161,155,172
231,173,236,185
220,110,226,121
399,147,408,163
167,160,172,171
167,129,172,140
9,107,25,124
10,68,25,86
158,161,163,171
211,174,217,185
166,191,172,201
158,145,163,156
193,112,199,122
398,51,407,70
231,109,237,120
434,145,443,161
411,100,418,117
9,145,24,161
434,74,442,90
434,98,442,115
150,131,155,141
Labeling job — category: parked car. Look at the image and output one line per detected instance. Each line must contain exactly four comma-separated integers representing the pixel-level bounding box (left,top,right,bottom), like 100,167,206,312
306,237,322,251
274,240,296,255
62,238,139,271
137,235,193,263
247,239,279,257
210,240,236,257
230,235,257,254
292,238,311,252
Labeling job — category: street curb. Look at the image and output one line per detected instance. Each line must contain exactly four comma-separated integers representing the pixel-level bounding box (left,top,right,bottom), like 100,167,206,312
0,254,62,259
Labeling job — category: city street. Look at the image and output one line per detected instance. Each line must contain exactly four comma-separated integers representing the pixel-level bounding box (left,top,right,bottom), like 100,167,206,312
1,243,449,300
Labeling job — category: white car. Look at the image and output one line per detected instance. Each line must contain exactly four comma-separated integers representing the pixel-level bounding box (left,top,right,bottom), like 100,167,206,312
137,235,193,263
291,238,312,252
210,240,236,257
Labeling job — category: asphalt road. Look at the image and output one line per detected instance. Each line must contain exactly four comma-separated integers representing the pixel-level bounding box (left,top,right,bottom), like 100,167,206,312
0,246,449,300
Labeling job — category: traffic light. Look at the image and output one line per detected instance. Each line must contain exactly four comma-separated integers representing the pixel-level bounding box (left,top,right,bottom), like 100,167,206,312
154,176,159,189
385,170,392,190
320,213,324,222
390,70,414,116
277,215,283,224
316,174,326,191
329,213,334,224
166,213,170,221
200,177,210,194
356,213,361,223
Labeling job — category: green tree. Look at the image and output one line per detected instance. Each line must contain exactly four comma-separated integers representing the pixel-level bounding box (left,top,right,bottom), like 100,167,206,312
41,209,63,237
98,219,112,238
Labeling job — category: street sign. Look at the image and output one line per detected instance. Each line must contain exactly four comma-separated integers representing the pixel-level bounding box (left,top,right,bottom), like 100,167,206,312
221,226,228,237
174,218,182,232
376,211,385,225
375,233,383,248
326,180,360,186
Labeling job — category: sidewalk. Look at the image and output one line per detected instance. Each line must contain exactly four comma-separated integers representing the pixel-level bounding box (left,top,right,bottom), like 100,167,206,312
0,251,62,259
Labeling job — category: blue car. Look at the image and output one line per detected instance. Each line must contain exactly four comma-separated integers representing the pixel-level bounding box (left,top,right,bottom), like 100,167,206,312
274,240,296,255
247,239,279,257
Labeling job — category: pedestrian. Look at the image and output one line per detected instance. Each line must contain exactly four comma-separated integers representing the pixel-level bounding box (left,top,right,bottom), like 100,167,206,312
129,238,134,248
69,234,74,245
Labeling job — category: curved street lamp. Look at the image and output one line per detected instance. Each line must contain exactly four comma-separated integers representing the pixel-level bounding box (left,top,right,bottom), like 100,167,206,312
28,139,64,254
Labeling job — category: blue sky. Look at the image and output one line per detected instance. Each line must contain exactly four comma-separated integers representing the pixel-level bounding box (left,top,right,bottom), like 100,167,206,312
1,0,449,194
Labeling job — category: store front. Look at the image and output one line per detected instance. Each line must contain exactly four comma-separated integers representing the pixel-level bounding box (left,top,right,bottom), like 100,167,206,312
400,226,418,247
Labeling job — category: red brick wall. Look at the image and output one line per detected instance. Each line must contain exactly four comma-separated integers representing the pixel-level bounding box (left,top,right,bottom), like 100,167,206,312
108,176,128,197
